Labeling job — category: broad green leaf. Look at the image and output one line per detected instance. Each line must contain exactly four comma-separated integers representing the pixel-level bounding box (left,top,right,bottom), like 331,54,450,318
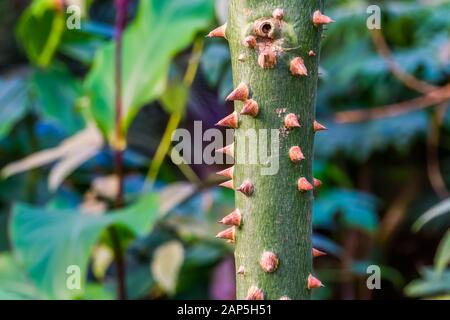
0,75,29,140
10,194,159,299
16,0,65,67
413,198,450,232
160,82,189,115
313,189,379,232
0,254,43,300
151,241,185,295
31,66,85,133
435,230,450,274
405,268,450,298
85,0,214,136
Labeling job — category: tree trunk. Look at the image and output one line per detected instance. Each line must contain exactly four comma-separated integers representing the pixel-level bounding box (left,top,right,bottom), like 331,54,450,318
216,0,326,300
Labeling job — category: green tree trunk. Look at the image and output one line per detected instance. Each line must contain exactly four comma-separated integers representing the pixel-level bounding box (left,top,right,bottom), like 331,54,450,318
223,0,325,300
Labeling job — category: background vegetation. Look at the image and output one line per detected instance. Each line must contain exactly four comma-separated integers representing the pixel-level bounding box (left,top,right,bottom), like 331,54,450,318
0,0,449,300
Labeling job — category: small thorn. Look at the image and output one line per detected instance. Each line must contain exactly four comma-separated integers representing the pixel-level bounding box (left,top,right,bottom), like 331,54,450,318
243,35,257,48
272,8,284,20
216,143,234,158
313,120,327,132
216,227,235,242
313,248,327,258
284,113,300,129
217,166,234,179
258,51,277,69
298,177,313,192
226,82,249,102
237,179,254,197
290,57,308,76
216,111,238,128
312,10,335,27
238,53,246,62
219,180,234,190
308,50,316,57
313,178,322,188
219,208,242,227
240,99,259,117
289,146,305,163
260,251,279,273
207,23,227,38
237,265,245,275
246,285,264,300
308,274,325,289
279,296,291,300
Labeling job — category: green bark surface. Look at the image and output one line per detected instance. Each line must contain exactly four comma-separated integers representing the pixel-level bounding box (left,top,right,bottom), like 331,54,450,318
227,0,323,300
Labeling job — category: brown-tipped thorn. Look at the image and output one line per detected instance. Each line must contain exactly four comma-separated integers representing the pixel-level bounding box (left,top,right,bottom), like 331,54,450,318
289,146,305,162
207,23,227,38
258,51,277,69
215,143,234,158
308,274,325,289
237,179,254,196
284,113,301,129
219,180,234,190
243,35,257,48
216,111,238,129
219,208,241,227
312,10,335,27
313,120,327,132
217,166,234,179
240,99,259,117
298,177,313,192
290,57,308,76
226,83,249,102
313,248,327,258
308,50,316,57
313,178,322,188
246,285,264,300
260,251,279,273
216,227,235,242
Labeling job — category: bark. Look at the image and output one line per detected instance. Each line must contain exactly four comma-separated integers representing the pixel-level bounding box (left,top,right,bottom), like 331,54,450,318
225,0,324,300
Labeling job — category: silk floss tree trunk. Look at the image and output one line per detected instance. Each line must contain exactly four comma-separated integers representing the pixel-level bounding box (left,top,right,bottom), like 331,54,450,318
209,1,334,300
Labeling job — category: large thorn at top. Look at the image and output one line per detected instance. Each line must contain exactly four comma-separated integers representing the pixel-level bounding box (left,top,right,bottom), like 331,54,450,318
312,10,335,27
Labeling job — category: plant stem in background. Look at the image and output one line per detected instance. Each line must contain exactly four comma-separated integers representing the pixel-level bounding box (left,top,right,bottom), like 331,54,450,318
213,1,331,299
109,0,129,300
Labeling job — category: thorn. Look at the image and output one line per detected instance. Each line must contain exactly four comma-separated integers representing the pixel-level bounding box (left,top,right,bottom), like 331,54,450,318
226,82,249,102
219,180,234,190
290,57,308,76
237,265,245,275
207,23,227,38
219,208,242,227
243,35,257,48
217,166,234,179
272,8,284,20
246,285,264,300
313,248,327,258
260,251,279,273
216,227,235,242
313,120,327,132
308,274,325,289
237,179,254,197
298,177,313,192
289,146,305,163
279,296,291,300
313,178,322,188
284,113,300,129
216,111,238,128
240,99,259,117
216,143,234,158
312,10,335,27
308,50,316,57
238,53,246,62
258,51,277,69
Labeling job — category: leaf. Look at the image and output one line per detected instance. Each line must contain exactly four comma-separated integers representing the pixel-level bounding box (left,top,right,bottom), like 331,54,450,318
151,241,185,295
435,230,450,274
9,182,194,299
413,198,450,232
201,43,230,87
0,73,29,140
160,82,189,115
405,268,450,298
31,66,85,133
1,125,103,191
85,0,214,136
313,189,379,232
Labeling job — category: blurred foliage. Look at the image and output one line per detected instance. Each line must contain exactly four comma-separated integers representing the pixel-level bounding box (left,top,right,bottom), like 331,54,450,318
0,0,449,300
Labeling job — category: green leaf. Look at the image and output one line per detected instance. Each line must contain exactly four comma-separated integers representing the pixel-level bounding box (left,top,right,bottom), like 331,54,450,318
16,0,65,67
10,194,159,299
85,0,214,136
0,75,29,140
435,230,450,274
413,198,450,232
160,82,189,115
31,66,85,133
313,189,379,233
405,268,450,298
